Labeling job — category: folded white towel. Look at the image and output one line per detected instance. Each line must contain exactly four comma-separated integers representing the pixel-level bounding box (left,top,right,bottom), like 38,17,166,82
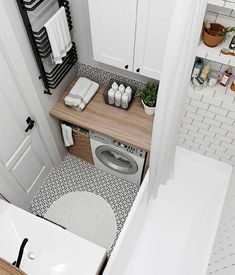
73,81,99,112
64,77,92,107
61,124,74,147
44,7,72,64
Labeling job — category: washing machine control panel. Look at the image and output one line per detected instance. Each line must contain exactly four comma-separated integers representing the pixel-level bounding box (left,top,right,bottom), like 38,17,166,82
90,131,146,159
112,140,145,158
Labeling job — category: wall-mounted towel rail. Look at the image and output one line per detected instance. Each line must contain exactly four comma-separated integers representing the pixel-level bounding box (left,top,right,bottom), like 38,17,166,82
16,0,77,94
46,43,77,89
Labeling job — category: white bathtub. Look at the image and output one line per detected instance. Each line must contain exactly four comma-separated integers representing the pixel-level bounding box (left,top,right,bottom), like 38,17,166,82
1,147,231,275
0,200,106,275
105,147,232,275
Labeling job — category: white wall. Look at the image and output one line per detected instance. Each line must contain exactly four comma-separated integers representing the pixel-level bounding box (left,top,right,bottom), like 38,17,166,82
2,0,72,159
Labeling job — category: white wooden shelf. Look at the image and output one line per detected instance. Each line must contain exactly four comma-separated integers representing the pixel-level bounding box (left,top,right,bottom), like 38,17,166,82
197,37,235,67
208,0,235,9
189,78,235,104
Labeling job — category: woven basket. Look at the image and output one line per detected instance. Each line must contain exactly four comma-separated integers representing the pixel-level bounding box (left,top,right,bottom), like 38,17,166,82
68,129,94,164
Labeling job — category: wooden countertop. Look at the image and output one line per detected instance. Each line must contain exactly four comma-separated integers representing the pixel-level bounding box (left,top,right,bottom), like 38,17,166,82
50,78,154,151
0,258,26,275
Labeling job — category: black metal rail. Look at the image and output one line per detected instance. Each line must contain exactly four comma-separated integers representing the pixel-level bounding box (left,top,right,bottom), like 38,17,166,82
16,0,77,94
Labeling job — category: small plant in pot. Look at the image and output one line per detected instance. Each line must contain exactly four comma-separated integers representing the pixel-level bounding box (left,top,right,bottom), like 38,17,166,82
202,22,235,47
136,83,159,115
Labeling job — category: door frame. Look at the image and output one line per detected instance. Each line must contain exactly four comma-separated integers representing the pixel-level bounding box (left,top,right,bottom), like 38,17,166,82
0,171,29,210
0,1,62,167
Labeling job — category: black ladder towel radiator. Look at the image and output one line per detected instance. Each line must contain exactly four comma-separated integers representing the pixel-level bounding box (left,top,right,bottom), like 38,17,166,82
15,0,78,95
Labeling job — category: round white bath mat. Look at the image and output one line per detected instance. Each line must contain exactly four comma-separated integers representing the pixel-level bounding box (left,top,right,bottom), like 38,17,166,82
45,191,117,250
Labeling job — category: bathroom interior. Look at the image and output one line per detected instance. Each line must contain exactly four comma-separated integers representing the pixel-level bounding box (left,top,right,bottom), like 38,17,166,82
0,0,235,274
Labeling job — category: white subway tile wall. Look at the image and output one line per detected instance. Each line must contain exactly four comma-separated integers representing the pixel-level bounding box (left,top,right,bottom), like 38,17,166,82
208,0,235,11
179,83,235,166
206,3,235,24
179,35,235,165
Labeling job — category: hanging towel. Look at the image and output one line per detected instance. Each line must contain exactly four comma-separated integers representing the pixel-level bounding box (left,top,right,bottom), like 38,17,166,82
64,77,92,107
61,124,74,147
73,81,99,112
44,7,72,64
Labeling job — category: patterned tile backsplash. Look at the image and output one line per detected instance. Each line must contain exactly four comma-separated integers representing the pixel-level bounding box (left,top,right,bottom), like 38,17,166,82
76,62,147,90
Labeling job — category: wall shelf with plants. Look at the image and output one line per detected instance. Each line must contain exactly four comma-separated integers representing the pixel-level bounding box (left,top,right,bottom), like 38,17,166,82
197,39,235,66
208,0,235,9
197,23,235,67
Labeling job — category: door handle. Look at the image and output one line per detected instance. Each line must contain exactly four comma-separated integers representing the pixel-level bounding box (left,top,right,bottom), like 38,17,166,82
25,116,35,132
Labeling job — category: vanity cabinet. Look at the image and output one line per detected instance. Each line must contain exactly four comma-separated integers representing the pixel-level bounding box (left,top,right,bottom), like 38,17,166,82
88,0,175,80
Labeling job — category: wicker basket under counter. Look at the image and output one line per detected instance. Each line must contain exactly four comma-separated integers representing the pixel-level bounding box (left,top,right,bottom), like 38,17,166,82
68,128,94,165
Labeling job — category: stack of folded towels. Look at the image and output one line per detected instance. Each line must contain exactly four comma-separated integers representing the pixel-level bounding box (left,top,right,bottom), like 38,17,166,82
64,77,99,111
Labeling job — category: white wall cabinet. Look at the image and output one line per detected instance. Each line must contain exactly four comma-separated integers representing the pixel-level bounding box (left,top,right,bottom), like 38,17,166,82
88,0,137,73
88,0,175,80
134,0,174,79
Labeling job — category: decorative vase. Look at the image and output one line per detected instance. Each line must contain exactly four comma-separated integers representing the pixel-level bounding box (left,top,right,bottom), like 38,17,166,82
141,100,156,116
202,23,225,47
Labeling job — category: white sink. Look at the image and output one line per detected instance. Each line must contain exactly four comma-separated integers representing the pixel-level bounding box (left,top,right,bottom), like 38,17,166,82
0,200,107,275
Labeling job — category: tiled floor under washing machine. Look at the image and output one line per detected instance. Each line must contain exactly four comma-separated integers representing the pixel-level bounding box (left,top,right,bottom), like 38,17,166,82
30,154,139,254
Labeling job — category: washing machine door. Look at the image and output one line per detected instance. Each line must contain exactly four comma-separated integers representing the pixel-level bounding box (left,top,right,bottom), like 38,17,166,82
95,145,138,175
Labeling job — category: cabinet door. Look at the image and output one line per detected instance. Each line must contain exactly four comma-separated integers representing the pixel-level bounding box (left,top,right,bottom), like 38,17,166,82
134,0,175,80
88,0,137,72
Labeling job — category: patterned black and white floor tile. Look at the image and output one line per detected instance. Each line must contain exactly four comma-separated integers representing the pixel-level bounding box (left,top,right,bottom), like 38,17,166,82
30,154,139,255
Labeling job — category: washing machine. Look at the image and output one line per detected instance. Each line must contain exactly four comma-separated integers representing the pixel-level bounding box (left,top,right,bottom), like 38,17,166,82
90,131,146,185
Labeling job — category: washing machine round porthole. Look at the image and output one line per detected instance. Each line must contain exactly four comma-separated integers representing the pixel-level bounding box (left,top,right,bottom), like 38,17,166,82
95,145,138,175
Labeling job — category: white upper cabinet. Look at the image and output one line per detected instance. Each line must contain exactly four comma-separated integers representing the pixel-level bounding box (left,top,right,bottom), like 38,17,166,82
88,0,175,80
134,0,173,79
88,0,137,72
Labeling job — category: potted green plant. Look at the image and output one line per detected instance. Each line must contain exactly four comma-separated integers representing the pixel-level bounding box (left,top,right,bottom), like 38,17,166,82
202,22,235,47
136,83,159,115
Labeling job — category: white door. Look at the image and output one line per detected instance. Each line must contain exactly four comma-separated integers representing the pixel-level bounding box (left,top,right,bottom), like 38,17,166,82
134,0,175,80
0,48,53,210
88,0,137,72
